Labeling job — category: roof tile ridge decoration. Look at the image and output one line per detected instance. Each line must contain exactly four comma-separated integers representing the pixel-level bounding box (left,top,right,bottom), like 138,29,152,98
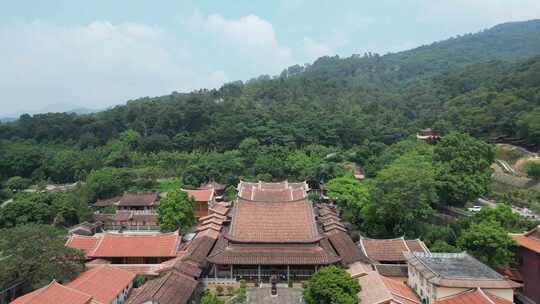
477,288,496,304
436,288,481,303
416,238,431,254
406,251,439,278
89,234,105,256
524,225,540,240
381,277,420,304
357,236,375,264
228,199,240,237
401,236,411,254
307,199,319,239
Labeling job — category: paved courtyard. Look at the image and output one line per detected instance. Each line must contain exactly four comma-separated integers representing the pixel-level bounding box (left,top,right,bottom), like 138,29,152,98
246,287,304,304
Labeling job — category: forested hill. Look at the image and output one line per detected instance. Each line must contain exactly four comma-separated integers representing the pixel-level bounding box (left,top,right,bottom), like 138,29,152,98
1,19,540,150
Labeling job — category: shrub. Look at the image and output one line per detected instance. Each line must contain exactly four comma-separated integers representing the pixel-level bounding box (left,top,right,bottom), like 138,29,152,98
215,285,224,296
523,161,540,180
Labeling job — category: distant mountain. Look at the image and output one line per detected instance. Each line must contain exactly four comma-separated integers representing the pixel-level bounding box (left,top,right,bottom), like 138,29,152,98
0,103,103,122
1,19,540,148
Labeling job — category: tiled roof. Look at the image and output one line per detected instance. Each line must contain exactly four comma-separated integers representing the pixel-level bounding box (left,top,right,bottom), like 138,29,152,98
117,192,159,207
65,235,99,256
435,288,511,304
200,181,226,191
200,217,224,226
357,271,419,304
182,230,220,268
173,260,203,279
374,264,409,278
196,223,222,232
66,266,135,304
183,188,214,202
207,242,340,265
94,196,121,207
404,252,521,289
229,198,318,243
198,213,226,222
381,276,420,304
10,281,92,304
127,271,197,304
358,237,429,263
67,233,181,258
510,225,540,253
326,230,370,265
237,181,308,202
209,202,230,216
346,261,373,278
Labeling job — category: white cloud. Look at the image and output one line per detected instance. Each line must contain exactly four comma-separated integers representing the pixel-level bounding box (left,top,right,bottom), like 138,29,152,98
303,37,334,59
0,21,226,116
189,12,294,69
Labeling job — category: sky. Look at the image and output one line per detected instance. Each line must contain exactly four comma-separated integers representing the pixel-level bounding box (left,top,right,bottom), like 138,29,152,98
0,0,539,117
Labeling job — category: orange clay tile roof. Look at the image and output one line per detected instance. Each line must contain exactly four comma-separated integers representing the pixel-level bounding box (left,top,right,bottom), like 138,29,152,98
357,271,420,304
229,198,318,243
510,225,540,253
66,266,135,304
65,235,99,256
183,189,214,202
237,181,308,202
358,237,429,263
66,233,181,258
11,281,93,304
435,288,511,304
382,276,421,304
207,242,340,265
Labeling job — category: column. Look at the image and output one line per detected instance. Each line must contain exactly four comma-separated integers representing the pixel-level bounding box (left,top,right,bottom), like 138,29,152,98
230,265,233,280
258,265,261,283
287,265,290,282
214,264,218,280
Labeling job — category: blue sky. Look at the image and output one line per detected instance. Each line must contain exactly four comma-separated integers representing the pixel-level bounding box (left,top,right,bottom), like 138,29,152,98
1,0,539,116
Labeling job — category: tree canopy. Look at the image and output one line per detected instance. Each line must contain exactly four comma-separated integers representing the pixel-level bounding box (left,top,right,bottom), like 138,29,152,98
156,189,195,233
0,225,85,290
303,266,360,304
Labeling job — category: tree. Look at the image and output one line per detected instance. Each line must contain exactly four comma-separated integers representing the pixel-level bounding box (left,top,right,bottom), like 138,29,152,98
325,175,370,223
0,199,53,228
156,189,195,233
4,176,31,193
200,292,225,304
303,266,360,304
363,150,437,237
0,225,85,290
85,168,134,201
434,132,495,206
457,220,515,269
429,240,460,253
523,161,540,180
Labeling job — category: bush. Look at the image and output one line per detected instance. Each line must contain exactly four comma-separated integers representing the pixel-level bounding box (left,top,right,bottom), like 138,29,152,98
523,161,540,180
215,285,224,296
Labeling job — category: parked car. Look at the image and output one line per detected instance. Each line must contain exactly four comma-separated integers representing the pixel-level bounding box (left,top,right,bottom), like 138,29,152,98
467,206,482,212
